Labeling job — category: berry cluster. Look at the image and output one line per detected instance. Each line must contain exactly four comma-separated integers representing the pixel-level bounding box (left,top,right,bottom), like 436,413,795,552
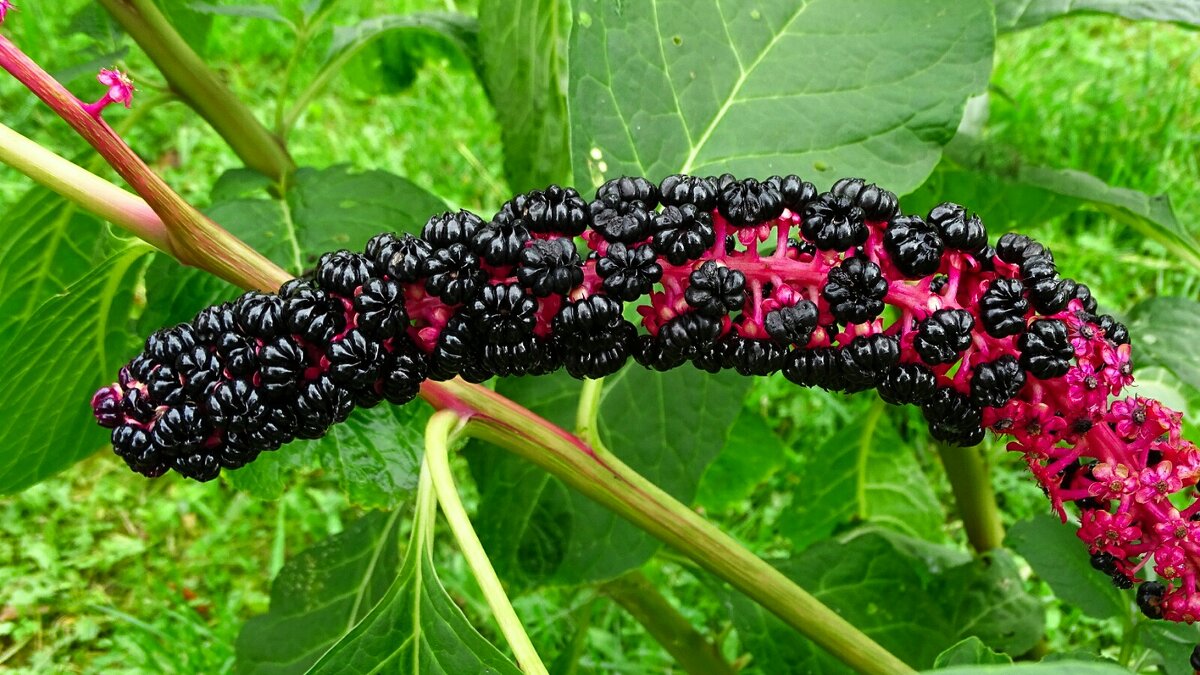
93,174,1200,626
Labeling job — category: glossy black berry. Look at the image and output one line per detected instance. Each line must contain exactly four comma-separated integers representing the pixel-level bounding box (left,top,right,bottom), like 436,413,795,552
783,348,844,390
764,300,819,346
517,238,583,297
470,283,539,344
206,379,265,431
597,176,659,209
472,219,531,266
500,186,590,236
1097,315,1130,345
294,376,354,439
150,403,210,454
112,424,162,476
145,324,197,363
802,193,867,250
422,210,484,248
591,199,653,244
653,204,715,265
969,355,1026,408
553,295,637,379
830,177,898,221
718,177,784,226
193,304,236,341
317,250,375,296
877,363,937,406
1019,319,1073,379
381,234,433,282
884,215,944,278
823,257,888,325
979,279,1029,338
686,261,747,317
174,345,222,396
841,334,900,391
428,314,476,381
259,335,308,398
146,366,185,405
914,309,975,365
381,346,429,405
927,202,986,252
766,175,818,213
328,329,386,389
659,174,717,211
216,331,257,378
354,278,408,339
725,338,786,377
922,388,984,446
421,243,486,304
659,313,721,356
1136,580,1166,619
597,243,662,301
995,233,1035,264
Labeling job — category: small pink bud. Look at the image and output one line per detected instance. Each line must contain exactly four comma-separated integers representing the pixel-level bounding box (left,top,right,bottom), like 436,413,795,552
81,67,135,117
0,0,15,23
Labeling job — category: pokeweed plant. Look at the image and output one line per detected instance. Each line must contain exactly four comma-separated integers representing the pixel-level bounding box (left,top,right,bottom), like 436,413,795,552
1,0,1200,673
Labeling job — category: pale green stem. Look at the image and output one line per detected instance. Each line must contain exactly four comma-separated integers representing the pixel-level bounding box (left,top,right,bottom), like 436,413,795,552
573,377,605,447
0,122,167,249
424,411,549,675
937,444,1005,553
96,0,295,181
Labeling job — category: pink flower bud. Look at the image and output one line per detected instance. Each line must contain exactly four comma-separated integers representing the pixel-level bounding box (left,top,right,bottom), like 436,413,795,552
81,68,135,118
0,1,15,23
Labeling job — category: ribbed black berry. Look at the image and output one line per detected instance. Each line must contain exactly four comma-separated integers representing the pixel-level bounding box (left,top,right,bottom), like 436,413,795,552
726,338,786,376
597,176,659,209
658,313,721,356
207,379,265,430
653,204,715,265
472,219,531,266
979,279,1029,338
927,202,987,252
328,329,386,389
1097,315,1130,345
764,301,819,346
421,243,486,304
317,250,375,296
469,283,538,344
498,186,590,236
553,295,637,378
355,278,408,339
823,257,888,325
783,348,844,390
914,309,975,365
422,210,484,248
969,355,1026,408
284,286,345,344
1137,580,1166,619
659,174,717,211
596,243,662,301
884,215,944,278
830,178,898,221
428,314,476,381
685,261,747,317
193,304,237,341
995,233,1035,264
145,324,197,363
841,334,900,391
294,376,354,439
1019,319,1073,379
802,193,867,250
216,331,257,378
381,234,433,282
922,388,984,446
591,198,653,243
517,238,583,297
718,177,784,226
175,345,221,396
259,335,307,398
877,363,937,406
767,175,818,213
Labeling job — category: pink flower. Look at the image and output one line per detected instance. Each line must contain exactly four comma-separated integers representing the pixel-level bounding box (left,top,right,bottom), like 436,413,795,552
1078,509,1141,549
1154,544,1188,579
1088,462,1136,499
82,68,135,117
1067,318,1103,357
0,1,14,23
1015,402,1067,448
1136,461,1182,504
1153,507,1194,544
1163,590,1200,623
1101,343,1134,393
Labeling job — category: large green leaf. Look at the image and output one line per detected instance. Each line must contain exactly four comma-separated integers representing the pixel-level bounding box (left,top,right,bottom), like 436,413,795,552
139,166,446,506
933,637,1012,667
695,406,788,511
1140,622,1200,675
780,405,944,550
235,510,403,675
468,367,750,587
479,0,573,190
1127,297,1200,393
994,0,1200,32
1006,513,1128,621
0,246,150,493
567,0,995,193
928,663,1132,674
307,489,521,674
726,530,1041,672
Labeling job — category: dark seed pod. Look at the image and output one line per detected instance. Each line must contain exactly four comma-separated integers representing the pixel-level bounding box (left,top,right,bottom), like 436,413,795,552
877,363,937,406
1019,319,1073,379
652,204,715,265
518,237,584,297
553,295,637,379
927,202,987,252
422,210,485,248
969,355,1026,408
841,334,900,392
979,279,1029,338
884,215,944,278
659,174,717,211
802,193,867,251
764,300,819,346
718,177,784,226
823,257,889,325
685,261,747,318
830,177,898,221
658,313,721,356
596,243,663,301
914,309,975,365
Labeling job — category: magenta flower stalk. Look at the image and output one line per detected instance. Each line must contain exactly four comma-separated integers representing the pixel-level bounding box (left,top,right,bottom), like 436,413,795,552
82,68,135,117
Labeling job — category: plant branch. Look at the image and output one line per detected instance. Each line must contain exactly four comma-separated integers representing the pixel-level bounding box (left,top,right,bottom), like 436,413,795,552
95,0,295,182
424,410,549,675
598,570,736,675
938,444,1005,553
573,377,604,448
0,36,290,292
420,379,916,675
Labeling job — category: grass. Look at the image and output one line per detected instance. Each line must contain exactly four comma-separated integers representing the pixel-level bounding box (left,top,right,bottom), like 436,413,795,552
0,3,1198,674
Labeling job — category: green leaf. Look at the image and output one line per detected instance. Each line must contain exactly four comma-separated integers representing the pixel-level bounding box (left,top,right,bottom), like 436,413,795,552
928,663,1132,674
1139,622,1200,675
1127,298,1200,393
567,0,995,193
780,405,944,550
468,367,750,587
1006,513,1128,621
695,406,788,511
933,637,1013,668
479,0,573,190
235,510,403,675
307,492,521,674
908,147,1200,271
727,530,1043,672
994,0,1200,32
0,246,150,493
188,3,293,28
157,0,214,54
140,166,446,506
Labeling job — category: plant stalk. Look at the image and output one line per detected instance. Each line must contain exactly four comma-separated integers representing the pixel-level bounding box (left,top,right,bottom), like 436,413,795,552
95,0,295,182
421,379,916,675
938,444,1005,553
599,570,736,675
0,36,290,292
424,411,549,675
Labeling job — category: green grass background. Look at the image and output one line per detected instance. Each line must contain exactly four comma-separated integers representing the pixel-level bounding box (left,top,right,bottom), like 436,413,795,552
0,1,1198,672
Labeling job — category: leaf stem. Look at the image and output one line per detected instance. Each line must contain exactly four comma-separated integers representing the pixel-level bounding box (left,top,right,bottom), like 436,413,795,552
573,377,604,448
598,570,736,675
937,444,1005,553
0,36,290,292
95,0,295,182
420,379,917,675
424,410,549,675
